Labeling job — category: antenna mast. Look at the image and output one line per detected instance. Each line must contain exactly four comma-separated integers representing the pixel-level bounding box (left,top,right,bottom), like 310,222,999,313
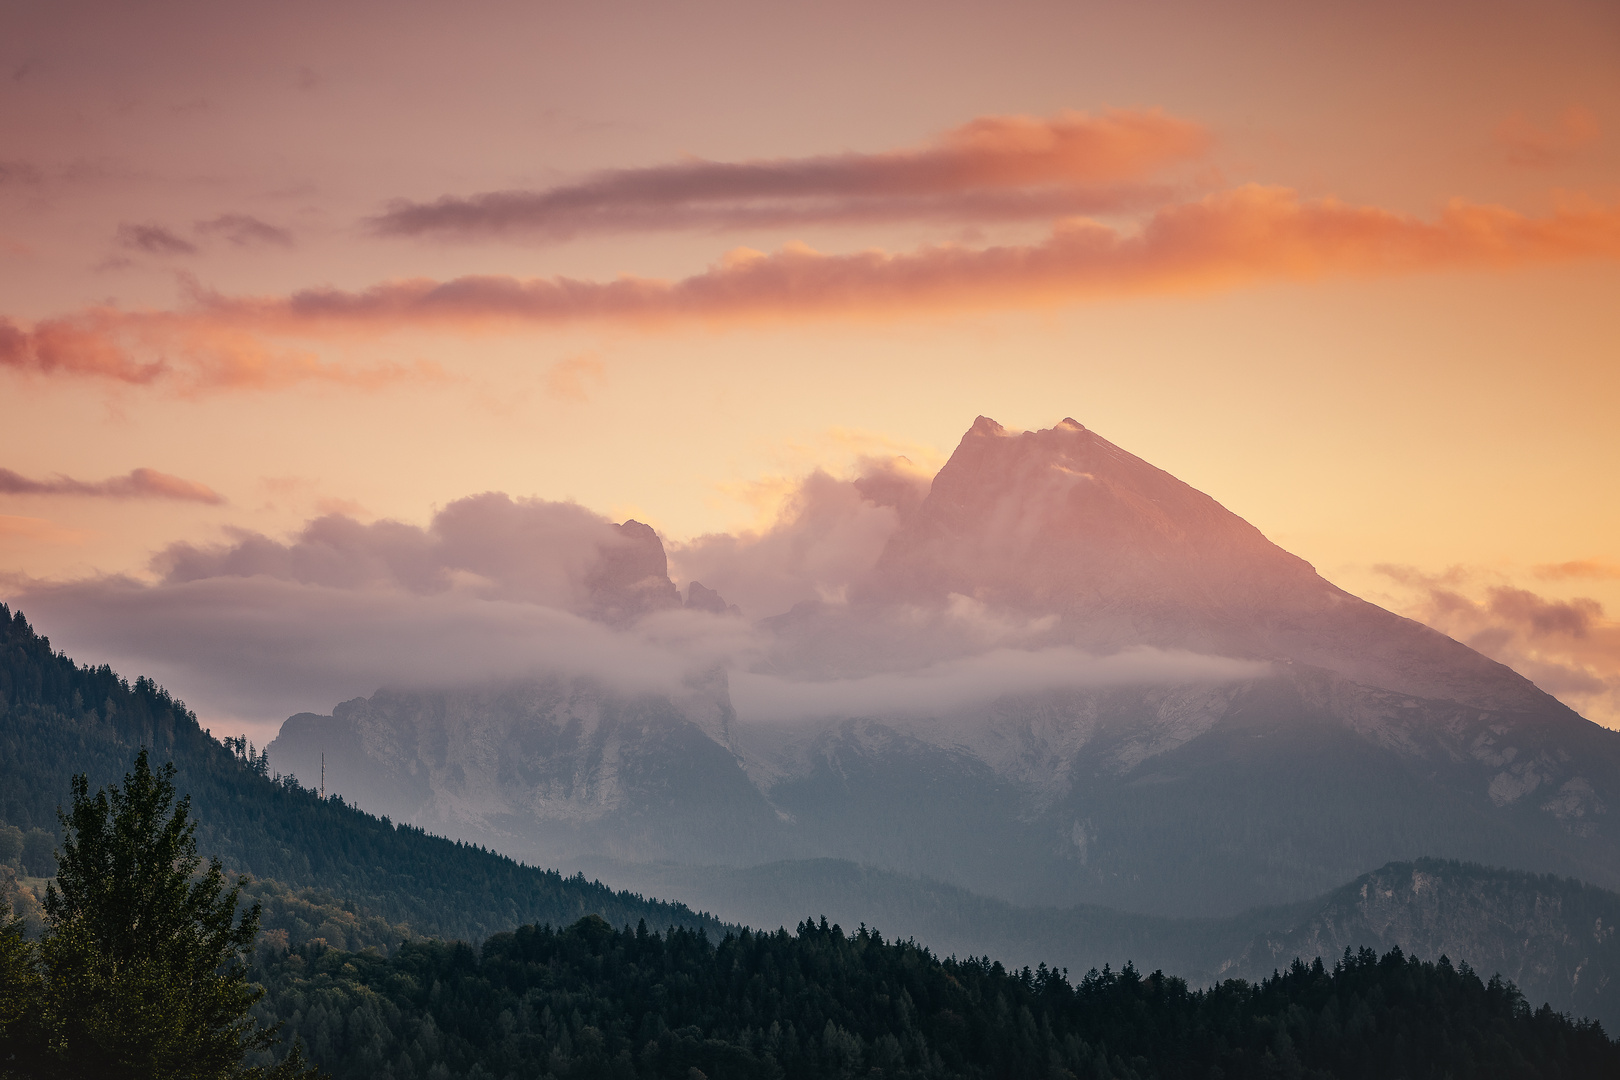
321,751,325,800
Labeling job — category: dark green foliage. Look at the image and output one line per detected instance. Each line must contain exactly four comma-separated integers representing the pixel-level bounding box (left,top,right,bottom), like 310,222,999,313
17,832,53,880
0,603,721,944
254,916,1620,1080
0,911,45,1079
3,752,313,1079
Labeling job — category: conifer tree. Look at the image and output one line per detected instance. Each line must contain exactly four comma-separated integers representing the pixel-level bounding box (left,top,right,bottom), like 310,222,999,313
38,749,312,1079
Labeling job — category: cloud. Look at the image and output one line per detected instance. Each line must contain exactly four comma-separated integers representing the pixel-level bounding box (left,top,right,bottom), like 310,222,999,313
9,185,1620,391
1535,558,1620,581
151,492,685,627
196,213,295,248
543,353,605,401
1375,565,1620,727
1496,106,1602,168
670,457,930,618
0,161,43,186
4,489,758,734
368,109,1209,240
6,475,1272,738
3,494,711,728
731,646,1268,722
0,310,438,392
223,187,1620,327
0,466,224,504
115,223,198,256
0,515,87,544
10,574,723,736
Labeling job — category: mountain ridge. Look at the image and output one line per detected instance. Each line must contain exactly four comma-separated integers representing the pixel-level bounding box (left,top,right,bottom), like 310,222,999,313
266,416,1620,915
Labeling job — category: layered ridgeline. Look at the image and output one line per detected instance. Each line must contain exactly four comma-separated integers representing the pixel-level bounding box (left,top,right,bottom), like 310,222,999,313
0,604,721,944
268,416,1620,916
575,856,1620,1033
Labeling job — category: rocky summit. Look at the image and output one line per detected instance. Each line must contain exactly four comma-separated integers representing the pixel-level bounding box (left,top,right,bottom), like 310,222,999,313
268,416,1620,917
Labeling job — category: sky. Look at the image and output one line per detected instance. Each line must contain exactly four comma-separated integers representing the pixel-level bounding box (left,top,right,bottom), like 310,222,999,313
2,0,1618,739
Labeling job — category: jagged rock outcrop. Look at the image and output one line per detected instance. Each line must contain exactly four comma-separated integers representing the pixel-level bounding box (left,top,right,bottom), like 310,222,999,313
585,520,682,626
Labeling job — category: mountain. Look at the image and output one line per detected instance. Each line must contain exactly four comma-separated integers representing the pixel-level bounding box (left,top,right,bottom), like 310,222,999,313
267,416,1620,916
573,855,1620,1032
0,603,724,944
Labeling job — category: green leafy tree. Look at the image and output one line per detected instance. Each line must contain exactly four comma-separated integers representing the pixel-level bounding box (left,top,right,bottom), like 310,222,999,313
38,749,313,1079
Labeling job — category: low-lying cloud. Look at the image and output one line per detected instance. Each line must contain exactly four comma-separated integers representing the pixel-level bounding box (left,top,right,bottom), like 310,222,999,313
5,475,1274,741
0,466,223,504
369,109,1208,241
730,646,1270,722
10,574,746,738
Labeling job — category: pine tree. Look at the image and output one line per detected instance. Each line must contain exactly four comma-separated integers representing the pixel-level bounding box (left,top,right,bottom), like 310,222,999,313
37,749,313,1079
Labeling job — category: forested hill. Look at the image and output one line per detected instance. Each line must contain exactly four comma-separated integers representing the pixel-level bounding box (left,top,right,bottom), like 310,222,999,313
0,603,722,943
251,915,1620,1080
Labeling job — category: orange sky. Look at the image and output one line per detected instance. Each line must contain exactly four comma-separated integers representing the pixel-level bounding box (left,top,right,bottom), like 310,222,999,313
2,0,1618,733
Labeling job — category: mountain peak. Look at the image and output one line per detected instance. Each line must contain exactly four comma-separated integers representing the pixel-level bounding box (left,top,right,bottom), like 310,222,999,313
860,416,1548,708
871,416,1318,620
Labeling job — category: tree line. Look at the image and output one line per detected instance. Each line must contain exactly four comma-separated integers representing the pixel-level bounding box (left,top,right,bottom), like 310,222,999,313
249,912,1620,1079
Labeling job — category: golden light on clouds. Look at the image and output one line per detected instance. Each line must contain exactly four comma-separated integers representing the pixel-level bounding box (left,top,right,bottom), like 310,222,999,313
1,0,1617,733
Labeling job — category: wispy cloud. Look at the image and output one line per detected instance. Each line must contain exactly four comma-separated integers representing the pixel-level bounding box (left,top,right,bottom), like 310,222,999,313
0,466,224,504
1535,558,1620,581
543,353,605,401
731,646,1268,723
0,515,88,544
0,160,43,186
368,109,1210,241
196,213,294,248
0,310,439,392
248,186,1620,326
115,222,198,256
1496,106,1602,168
6,185,1620,392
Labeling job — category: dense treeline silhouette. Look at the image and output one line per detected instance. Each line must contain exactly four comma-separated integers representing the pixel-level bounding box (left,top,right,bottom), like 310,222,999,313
0,604,720,944
252,914,1620,1079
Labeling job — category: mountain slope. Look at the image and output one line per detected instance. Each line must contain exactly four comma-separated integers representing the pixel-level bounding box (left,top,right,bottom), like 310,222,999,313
0,603,723,942
266,416,1620,915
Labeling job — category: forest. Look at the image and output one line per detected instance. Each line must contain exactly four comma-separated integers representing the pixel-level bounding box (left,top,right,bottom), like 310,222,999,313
248,914,1620,1079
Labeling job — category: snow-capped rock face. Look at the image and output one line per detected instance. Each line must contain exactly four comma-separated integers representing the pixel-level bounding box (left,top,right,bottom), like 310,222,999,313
270,673,785,867
269,415,1620,916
